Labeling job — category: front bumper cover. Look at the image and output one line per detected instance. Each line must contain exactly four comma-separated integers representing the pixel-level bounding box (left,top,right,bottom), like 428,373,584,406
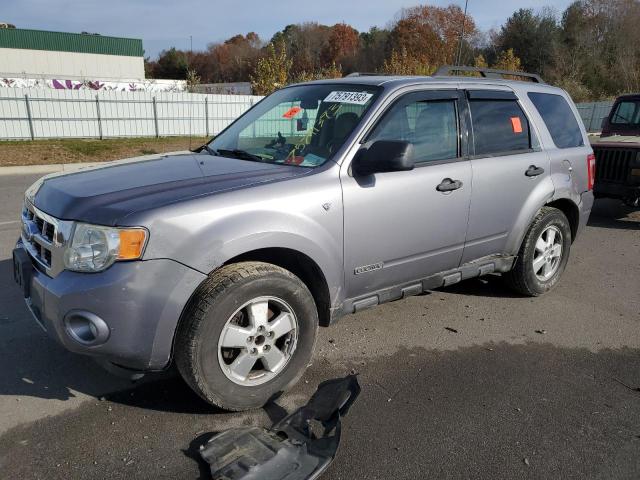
16,240,206,371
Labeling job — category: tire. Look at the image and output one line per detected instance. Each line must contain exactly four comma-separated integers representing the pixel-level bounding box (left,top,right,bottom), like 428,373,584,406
175,261,318,411
504,207,572,297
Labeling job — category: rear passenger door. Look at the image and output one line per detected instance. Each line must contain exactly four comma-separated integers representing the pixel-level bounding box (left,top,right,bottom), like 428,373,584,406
461,89,554,263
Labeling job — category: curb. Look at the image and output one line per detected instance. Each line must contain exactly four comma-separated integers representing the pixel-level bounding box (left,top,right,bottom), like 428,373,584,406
0,162,102,176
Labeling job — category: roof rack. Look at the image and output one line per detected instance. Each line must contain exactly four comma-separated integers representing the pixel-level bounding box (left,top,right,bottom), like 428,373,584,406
433,65,545,84
345,72,390,77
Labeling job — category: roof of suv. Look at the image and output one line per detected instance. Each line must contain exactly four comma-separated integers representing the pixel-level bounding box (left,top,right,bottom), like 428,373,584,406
299,75,563,93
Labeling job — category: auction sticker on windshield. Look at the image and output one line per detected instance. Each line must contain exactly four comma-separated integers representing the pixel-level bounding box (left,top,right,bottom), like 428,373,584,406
324,91,374,105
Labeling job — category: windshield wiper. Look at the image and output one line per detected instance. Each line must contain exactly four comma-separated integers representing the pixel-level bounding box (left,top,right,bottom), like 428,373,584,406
216,149,265,162
196,144,218,156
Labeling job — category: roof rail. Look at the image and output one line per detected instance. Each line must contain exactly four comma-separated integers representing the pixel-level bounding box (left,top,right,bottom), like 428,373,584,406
433,65,545,84
346,72,390,77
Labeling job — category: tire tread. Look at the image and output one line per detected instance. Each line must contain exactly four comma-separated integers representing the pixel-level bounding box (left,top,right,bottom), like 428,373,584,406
175,261,302,411
504,206,570,297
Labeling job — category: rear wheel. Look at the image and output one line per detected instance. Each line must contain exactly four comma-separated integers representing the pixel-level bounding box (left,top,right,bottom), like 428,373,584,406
175,261,318,411
504,207,572,296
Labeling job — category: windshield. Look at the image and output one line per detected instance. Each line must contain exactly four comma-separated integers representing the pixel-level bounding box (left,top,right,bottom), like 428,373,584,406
610,100,640,125
206,84,380,167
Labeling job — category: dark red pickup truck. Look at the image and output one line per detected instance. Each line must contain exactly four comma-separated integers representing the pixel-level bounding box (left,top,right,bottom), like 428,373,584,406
592,94,640,207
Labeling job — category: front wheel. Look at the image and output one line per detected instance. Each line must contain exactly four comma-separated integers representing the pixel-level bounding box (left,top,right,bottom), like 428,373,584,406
175,262,318,411
504,206,572,296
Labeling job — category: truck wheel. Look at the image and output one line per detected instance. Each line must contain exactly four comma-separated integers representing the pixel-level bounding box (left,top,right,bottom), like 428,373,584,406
175,261,318,411
504,207,572,297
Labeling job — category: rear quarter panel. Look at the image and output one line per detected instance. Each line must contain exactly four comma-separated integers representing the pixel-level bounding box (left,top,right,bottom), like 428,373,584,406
510,84,592,245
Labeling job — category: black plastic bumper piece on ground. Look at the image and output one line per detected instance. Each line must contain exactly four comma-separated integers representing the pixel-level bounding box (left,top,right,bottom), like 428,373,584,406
199,375,361,480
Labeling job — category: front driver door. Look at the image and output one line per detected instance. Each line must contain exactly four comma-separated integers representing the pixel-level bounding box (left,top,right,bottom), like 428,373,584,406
341,89,472,300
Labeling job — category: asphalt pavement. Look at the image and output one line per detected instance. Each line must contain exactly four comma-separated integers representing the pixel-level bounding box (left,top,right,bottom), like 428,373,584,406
0,172,639,479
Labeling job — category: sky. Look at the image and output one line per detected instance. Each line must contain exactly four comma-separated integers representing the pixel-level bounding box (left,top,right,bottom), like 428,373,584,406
4,0,574,58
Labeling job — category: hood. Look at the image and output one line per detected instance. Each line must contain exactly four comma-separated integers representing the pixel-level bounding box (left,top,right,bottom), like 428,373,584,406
31,152,310,225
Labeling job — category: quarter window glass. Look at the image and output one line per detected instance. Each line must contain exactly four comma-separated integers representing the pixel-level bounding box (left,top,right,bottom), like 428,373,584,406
470,99,531,156
610,100,640,125
369,99,458,162
528,92,584,148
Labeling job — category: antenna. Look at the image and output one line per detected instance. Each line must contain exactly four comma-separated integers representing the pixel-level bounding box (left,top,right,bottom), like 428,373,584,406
455,0,469,66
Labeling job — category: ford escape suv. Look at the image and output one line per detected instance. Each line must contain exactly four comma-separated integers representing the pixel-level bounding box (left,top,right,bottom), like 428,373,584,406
13,67,595,410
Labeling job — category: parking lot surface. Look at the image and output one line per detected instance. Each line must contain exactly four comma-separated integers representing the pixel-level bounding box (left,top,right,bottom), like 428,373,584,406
1,172,639,479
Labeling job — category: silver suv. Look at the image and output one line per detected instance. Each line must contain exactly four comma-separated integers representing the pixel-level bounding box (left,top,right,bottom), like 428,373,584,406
13,67,595,410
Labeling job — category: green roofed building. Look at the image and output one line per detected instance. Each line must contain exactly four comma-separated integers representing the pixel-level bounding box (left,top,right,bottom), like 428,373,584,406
0,28,145,81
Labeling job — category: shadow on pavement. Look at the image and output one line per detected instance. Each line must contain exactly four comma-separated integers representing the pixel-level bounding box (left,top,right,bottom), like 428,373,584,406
1,342,640,479
588,199,639,230
102,376,216,415
442,274,524,299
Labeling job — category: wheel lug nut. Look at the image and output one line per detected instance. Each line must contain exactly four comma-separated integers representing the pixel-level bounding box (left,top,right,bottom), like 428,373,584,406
263,345,270,352
247,336,254,343
250,347,258,355
268,331,274,338
258,326,265,332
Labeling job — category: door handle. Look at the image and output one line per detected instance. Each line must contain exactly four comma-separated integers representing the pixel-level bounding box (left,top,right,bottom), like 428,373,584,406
436,178,463,192
525,165,545,177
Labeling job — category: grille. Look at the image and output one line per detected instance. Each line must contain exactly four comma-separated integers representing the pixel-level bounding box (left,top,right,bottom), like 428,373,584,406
20,201,71,277
593,147,634,184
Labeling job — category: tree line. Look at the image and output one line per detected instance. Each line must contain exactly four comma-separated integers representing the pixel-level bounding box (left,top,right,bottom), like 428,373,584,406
144,0,640,101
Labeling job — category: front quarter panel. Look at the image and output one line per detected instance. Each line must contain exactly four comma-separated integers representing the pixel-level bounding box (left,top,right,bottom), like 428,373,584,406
126,167,345,305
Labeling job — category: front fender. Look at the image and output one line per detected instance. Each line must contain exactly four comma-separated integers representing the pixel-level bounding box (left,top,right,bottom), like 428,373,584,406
132,172,345,305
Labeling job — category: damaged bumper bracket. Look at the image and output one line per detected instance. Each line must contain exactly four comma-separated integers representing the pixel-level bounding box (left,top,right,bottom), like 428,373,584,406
199,375,361,479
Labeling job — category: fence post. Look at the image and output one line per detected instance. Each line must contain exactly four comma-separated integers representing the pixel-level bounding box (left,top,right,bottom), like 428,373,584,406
95,94,103,140
24,94,35,140
152,96,159,138
589,102,598,132
205,97,209,137
250,98,256,138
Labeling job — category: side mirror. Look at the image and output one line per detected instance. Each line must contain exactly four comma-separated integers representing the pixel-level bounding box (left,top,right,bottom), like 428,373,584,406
352,140,414,176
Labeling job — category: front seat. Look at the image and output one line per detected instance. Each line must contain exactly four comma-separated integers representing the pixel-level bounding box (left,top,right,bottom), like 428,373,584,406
327,112,359,152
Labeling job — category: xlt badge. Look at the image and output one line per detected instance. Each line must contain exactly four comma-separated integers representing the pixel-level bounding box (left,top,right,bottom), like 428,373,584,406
354,262,384,275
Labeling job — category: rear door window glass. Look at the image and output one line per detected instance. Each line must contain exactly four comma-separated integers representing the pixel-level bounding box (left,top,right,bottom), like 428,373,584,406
528,92,584,149
469,99,531,156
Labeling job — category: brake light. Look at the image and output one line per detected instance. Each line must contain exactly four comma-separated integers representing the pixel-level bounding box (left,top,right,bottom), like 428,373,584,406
587,153,596,190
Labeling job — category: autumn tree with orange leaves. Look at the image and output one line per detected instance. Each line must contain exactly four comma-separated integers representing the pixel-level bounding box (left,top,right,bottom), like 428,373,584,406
145,1,640,100
386,5,477,74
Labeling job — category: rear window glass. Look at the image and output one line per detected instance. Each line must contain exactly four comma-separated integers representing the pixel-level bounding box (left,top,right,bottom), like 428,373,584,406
610,100,640,125
528,92,584,149
469,100,531,156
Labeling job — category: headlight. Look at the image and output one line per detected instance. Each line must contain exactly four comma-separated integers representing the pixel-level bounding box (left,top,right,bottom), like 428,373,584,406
64,223,148,272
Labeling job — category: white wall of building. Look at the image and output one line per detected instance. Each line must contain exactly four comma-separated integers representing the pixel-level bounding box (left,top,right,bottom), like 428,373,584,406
0,48,145,81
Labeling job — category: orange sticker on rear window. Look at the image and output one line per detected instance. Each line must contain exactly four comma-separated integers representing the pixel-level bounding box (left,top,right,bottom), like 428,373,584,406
283,106,302,119
510,116,523,133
